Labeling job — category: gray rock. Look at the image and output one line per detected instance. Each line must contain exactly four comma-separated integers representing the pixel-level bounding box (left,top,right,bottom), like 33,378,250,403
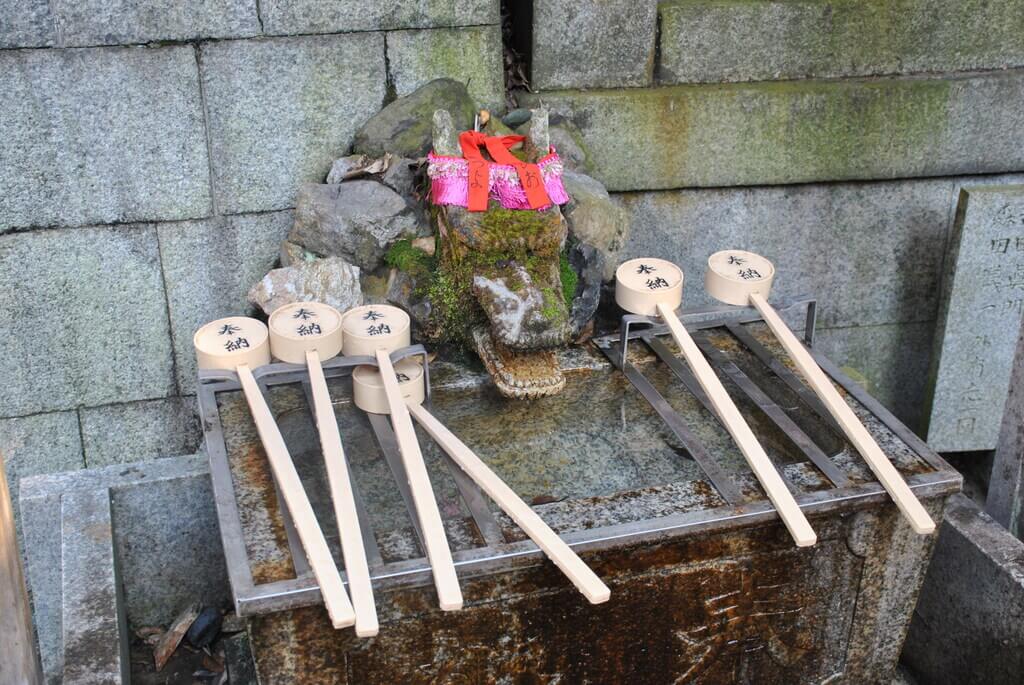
386,270,432,330
562,172,629,281
259,0,498,35
53,0,259,47
532,0,657,89
432,109,460,156
386,26,505,111
567,242,604,336
353,79,476,159
288,181,419,270
201,34,386,214
527,108,549,154
1,46,210,231
248,256,363,315
79,397,201,467
360,272,390,305
380,157,421,200
0,226,174,416
502,108,532,128
472,264,571,349
522,72,1024,191
548,118,591,173
326,154,372,184
279,240,321,267
926,185,1024,452
159,212,293,394
658,0,1024,85
0,0,54,47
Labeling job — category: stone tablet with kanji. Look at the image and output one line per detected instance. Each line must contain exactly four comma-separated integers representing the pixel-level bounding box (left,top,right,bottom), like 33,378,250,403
927,185,1024,452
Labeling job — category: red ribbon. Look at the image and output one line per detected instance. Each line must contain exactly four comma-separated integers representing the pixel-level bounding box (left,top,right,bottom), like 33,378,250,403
458,131,551,212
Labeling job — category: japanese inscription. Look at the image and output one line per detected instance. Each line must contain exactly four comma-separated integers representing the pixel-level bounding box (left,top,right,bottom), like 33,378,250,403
928,186,1024,451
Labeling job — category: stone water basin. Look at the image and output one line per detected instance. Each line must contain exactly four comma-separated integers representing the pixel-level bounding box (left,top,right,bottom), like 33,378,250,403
206,322,959,683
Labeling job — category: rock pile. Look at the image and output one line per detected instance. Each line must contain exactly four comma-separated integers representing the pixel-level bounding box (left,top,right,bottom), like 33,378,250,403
247,78,629,398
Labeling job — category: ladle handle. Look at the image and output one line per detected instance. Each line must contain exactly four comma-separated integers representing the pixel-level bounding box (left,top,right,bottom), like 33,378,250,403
305,351,379,637
375,350,464,611
655,303,817,547
748,294,936,534
235,363,356,629
407,402,612,605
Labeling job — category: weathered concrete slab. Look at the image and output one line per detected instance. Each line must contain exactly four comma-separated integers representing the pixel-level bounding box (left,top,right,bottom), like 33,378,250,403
20,454,215,683
903,494,1024,685
19,491,64,682
260,0,498,35
658,0,1024,85
80,397,201,467
523,71,1024,191
201,34,387,214
0,412,83,528
53,0,260,46
0,226,175,416
815,322,935,434
926,186,1024,452
0,46,211,230
532,0,657,89
60,488,127,685
110,466,229,628
158,212,293,394
387,26,504,111
0,0,54,47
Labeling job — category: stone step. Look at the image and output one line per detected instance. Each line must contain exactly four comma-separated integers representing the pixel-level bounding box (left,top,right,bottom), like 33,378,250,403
19,454,221,683
522,70,1024,191
658,0,1024,85
60,489,128,684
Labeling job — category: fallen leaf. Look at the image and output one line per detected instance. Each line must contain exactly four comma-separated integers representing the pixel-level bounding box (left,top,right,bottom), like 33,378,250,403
154,603,200,671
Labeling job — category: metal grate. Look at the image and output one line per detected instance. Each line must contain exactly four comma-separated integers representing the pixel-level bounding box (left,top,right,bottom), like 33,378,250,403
197,299,960,618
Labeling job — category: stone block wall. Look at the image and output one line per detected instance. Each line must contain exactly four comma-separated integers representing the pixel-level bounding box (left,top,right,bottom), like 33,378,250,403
525,0,1024,431
3,0,1024,507
0,1,503,506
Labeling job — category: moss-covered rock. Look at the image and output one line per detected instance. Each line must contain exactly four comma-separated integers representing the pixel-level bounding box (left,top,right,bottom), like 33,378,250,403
353,79,476,158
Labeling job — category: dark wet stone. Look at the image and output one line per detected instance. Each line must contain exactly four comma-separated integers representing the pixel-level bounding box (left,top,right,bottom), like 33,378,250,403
352,78,476,158
186,606,223,649
568,241,604,336
501,107,532,128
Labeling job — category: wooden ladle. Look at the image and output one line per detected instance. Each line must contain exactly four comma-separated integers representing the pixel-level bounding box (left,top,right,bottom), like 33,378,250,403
268,301,379,637
355,362,611,604
194,316,355,629
343,305,464,611
705,249,935,534
616,258,817,547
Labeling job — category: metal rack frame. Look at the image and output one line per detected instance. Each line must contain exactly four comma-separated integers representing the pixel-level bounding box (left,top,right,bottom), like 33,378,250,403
197,301,960,618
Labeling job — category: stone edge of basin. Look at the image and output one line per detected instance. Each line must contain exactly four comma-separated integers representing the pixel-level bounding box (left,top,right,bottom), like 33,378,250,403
19,453,208,684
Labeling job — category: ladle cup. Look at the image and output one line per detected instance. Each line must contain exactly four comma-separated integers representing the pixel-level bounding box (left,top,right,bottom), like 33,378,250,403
705,250,935,535
194,317,355,629
343,305,464,611
354,361,611,604
616,258,817,547
268,302,379,637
